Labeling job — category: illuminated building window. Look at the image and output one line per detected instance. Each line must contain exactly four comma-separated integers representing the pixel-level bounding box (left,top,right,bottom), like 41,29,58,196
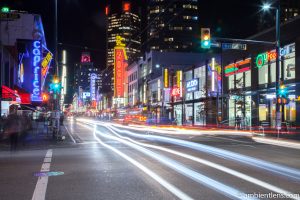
183,16,192,20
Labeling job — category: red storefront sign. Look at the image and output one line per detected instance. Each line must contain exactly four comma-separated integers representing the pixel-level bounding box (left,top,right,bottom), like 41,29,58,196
171,86,181,97
114,48,127,97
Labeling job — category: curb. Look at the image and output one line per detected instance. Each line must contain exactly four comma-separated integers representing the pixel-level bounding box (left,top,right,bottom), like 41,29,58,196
252,136,300,150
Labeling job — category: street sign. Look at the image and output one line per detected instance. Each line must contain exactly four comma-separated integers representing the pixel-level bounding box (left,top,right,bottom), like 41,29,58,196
0,12,20,21
222,43,247,50
211,42,221,48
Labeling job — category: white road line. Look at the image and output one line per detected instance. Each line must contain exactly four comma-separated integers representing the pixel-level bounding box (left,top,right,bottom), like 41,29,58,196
32,149,53,200
64,125,76,144
92,129,193,200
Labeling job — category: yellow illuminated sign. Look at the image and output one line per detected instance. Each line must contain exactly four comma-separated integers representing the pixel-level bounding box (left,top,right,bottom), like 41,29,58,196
164,68,169,88
116,35,126,47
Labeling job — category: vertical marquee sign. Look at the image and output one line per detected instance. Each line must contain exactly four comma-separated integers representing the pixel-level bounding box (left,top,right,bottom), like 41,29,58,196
114,36,128,98
21,40,42,102
31,40,42,101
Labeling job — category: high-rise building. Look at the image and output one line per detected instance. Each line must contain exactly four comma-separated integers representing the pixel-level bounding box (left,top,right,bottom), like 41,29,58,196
146,0,200,52
106,1,141,69
74,52,100,106
258,0,300,31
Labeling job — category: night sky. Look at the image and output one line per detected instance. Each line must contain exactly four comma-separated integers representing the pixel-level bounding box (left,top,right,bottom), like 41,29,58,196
0,0,265,69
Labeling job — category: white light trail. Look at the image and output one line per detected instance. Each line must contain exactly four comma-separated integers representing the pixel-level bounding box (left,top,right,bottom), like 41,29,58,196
77,123,193,200
79,122,258,200
104,125,300,200
106,123,300,182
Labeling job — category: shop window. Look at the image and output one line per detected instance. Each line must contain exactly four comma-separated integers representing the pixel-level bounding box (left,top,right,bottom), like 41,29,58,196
245,71,251,87
259,104,267,121
258,64,268,85
284,53,295,80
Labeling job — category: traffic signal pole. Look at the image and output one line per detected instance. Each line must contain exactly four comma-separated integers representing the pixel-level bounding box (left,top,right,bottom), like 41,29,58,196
275,4,281,130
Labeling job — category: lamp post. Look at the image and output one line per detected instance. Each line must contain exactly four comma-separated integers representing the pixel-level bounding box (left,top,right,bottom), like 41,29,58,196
262,1,281,129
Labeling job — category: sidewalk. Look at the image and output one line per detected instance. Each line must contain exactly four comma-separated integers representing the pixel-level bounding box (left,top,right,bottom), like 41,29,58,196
0,124,72,151
252,136,300,150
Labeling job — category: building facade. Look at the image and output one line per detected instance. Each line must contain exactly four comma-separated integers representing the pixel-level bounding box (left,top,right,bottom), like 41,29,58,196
146,0,199,52
133,51,220,125
223,16,300,131
0,10,50,115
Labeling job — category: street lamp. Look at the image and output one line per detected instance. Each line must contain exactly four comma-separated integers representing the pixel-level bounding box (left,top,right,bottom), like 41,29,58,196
261,1,281,128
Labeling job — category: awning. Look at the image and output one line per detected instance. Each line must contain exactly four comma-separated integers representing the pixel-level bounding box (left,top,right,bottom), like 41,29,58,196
1,85,21,103
14,86,31,104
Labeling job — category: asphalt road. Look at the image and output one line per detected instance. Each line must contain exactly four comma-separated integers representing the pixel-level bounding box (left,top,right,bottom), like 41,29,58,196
1,118,300,200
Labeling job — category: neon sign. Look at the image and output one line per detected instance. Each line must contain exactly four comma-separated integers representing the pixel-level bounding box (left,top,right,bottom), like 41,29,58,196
225,58,251,77
41,51,52,77
90,73,97,101
123,2,131,12
164,68,169,88
32,41,42,101
116,35,126,47
171,86,181,97
81,52,91,63
256,51,277,68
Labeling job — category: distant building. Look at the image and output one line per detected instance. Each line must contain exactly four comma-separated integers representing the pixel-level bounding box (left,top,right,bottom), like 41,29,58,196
258,0,300,31
146,0,200,52
74,52,100,108
106,1,141,91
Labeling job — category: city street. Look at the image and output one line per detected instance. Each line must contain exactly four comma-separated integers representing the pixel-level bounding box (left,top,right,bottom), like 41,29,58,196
1,119,300,200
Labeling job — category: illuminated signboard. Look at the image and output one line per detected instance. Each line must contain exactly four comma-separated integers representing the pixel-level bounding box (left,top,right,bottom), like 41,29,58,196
90,73,97,101
171,86,181,97
114,35,127,98
123,2,131,12
31,41,42,101
164,68,169,88
41,51,52,77
256,51,277,68
186,78,199,93
176,70,183,97
81,52,91,63
225,58,251,77
256,44,295,68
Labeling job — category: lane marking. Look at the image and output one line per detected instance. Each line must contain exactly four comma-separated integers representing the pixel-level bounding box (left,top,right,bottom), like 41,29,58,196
32,149,52,200
91,129,193,200
64,125,76,144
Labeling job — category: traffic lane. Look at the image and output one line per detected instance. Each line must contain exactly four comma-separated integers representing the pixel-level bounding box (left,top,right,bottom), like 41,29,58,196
0,150,50,200
94,126,244,200
47,128,179,200
108,123,300,170
98,124,300,195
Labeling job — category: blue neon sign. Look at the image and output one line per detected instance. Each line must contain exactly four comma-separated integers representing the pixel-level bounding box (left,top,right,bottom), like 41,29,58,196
31,40,42,101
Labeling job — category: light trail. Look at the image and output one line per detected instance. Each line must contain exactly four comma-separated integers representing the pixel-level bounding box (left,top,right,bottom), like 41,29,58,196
77,123,193,200
78,122,258,200
100,125,300,200
103,122,300,182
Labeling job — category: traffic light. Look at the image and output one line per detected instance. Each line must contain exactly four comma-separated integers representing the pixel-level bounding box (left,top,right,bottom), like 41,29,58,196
278,81,288,98
201,28,211,49
50,75,61,93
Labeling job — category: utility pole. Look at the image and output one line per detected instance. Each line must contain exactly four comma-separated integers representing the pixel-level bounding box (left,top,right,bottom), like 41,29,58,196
275,2,281,130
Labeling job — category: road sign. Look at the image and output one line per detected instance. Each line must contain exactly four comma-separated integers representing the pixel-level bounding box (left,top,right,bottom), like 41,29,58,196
0,12,20,21
211,42,221,48
222,43,247,50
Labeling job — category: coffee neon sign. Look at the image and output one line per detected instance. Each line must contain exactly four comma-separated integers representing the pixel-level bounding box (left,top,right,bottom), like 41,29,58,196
256,51,277,68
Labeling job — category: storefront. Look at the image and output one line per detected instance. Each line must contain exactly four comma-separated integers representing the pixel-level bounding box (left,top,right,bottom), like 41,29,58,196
224,41,298,129
171,57,221,126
